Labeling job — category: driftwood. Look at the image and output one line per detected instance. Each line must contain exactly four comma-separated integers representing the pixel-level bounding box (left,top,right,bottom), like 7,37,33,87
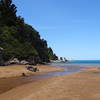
26,65,39,72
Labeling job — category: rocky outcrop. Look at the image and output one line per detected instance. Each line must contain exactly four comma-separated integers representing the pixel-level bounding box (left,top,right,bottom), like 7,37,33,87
7,58,20,65
26,65,39,72
0,53,42,66
20,60,29,65
6,58,29,65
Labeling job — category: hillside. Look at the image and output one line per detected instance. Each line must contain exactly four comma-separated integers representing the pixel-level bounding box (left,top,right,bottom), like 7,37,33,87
0,0,58,65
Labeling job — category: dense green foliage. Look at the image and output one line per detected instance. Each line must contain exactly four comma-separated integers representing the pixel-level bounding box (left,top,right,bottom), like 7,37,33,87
0,0,58,64
48,48,58,60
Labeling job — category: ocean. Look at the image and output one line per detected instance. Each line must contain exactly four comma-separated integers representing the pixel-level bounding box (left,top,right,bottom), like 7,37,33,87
51,60,100,66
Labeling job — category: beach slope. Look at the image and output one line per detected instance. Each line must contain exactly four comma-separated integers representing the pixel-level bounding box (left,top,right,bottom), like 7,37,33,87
0,67,100,100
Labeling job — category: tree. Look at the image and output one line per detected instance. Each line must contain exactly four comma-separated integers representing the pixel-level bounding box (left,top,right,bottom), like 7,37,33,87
0,0,17,26
48,48,58,60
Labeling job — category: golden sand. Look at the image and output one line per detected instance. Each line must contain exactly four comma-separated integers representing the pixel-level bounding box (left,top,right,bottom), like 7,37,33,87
0,65,63,94
0,65,100,100
0,65,63,78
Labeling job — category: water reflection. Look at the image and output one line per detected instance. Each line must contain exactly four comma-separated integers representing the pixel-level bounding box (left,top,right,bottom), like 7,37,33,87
28,65,85,81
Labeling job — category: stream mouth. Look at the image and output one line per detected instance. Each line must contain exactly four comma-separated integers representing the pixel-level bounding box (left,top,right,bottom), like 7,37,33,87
0,64,85,94
23,60,100,80
27,65,85,81
1,61,99,94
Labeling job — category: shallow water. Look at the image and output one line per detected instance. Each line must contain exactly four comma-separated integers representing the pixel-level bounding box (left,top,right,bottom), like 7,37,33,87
28,65,85,81
29,60,100,80
0,64,88,94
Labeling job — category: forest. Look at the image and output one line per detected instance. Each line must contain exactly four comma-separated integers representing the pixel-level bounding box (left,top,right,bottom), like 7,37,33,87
0,0,58,65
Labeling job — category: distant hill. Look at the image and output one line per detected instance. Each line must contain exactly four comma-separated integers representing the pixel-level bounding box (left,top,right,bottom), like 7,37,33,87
0,0,58,65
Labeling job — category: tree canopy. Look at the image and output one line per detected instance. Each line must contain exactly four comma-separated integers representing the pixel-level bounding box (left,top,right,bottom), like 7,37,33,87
0,0,58,65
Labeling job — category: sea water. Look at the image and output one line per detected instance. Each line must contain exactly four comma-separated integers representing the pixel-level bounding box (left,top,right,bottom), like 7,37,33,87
51,60,100,66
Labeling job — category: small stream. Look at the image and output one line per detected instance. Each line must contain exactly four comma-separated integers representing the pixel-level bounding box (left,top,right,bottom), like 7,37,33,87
0,62,97,94
0,63,88,94
27,64,85,81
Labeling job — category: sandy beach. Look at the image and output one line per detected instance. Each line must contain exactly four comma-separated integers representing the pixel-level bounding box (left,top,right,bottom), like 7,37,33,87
0,65,63,94
0,65,100,100
0,65,63,78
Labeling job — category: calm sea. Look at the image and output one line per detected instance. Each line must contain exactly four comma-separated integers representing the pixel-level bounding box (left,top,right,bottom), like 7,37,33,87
51,60,100,66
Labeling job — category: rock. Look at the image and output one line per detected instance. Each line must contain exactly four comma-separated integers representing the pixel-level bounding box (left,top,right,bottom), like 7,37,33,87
8,58,20,64
0,47,3,51
26,65,39,72
20,60,29,65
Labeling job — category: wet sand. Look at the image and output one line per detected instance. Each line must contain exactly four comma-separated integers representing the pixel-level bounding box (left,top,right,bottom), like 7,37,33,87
0,65,63,94
0,65,63,78
0,65,100,100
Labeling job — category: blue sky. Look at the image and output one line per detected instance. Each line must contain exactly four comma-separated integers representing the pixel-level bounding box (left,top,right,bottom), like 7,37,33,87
14,0,100,60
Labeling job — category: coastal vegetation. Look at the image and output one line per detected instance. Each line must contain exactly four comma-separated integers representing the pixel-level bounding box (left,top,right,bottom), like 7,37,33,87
0,0,58,65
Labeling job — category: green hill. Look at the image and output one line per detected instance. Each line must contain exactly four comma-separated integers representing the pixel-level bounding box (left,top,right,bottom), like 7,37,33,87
0,0,58,65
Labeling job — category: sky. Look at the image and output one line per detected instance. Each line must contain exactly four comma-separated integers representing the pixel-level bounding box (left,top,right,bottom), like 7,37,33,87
14,0,100,60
